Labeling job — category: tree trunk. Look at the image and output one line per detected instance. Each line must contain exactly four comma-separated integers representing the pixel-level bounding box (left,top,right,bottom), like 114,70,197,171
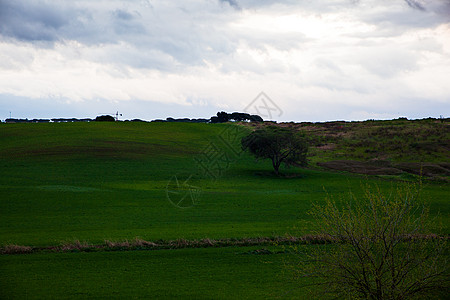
272,159,281,175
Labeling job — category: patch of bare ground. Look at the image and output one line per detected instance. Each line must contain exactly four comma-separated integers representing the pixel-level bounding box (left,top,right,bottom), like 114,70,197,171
317,160,403,175
2,234,447,255
317,160,450,179
0,244,33,254
0,235,333,255
316,144,336,151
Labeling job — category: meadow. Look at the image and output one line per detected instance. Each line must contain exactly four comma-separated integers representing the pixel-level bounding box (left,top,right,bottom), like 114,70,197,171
0,121,448,298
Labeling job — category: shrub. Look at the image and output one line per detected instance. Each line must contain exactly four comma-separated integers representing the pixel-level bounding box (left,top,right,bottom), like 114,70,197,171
1,244,33,254
295,183,448,299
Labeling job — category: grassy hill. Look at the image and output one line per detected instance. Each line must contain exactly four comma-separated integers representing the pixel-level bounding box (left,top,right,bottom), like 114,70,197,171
244,118,450,179
0,122,370,245
0,120,448,298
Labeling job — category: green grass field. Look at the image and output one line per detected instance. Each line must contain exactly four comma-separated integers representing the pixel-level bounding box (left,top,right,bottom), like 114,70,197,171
0,245,313,299
0,122,448,298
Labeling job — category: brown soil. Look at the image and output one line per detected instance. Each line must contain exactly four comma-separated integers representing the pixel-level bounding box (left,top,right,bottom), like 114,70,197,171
317,160,450,178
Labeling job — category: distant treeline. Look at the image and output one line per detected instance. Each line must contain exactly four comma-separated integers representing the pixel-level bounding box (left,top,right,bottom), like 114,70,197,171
211,112,263,123
153,117,210,123
3,118,93,123
155,112,263,123
2,111,264,124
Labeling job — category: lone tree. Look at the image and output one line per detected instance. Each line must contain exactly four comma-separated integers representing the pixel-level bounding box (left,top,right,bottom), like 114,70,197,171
296,184,449,299
241,126,308,175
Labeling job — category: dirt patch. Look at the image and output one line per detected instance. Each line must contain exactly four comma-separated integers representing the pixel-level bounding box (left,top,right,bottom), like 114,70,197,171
316,143,336,151
317,160,450,178
394,162,450,177
36,185,104,192
3,234,447,255
318,160,403,175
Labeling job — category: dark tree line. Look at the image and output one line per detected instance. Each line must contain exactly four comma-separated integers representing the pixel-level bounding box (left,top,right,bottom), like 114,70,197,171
157,112,263,123
3,111,263,124
210,111,263,123
4,118,92,123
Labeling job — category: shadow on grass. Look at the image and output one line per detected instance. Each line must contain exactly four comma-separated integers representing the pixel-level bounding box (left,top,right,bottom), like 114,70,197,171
249,170,306,179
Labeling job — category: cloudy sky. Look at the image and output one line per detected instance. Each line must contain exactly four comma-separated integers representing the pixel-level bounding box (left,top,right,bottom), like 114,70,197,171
0,0,449,122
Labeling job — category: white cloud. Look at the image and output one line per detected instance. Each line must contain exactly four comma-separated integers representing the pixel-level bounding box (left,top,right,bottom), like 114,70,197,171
0,0,449,121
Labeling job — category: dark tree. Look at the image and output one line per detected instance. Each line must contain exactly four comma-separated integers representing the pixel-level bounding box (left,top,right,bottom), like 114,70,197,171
249,114,263,122
230,112,251,122
95,115,115,122
241,126,308,175
216,111,230,123
210,111,263,123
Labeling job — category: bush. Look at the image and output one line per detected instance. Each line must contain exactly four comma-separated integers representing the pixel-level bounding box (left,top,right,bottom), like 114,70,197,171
295,183,448,299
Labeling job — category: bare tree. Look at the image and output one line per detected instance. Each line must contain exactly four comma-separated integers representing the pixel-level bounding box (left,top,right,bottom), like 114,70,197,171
295,183,448,299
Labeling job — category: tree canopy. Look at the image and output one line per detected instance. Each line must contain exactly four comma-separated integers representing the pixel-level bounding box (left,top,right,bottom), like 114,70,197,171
95,115,115,122
241,126,308,175
210,111,263,123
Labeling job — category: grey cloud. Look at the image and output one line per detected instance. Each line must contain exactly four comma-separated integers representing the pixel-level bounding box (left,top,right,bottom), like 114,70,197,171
0,0,241,70
111,9,146,36
113,9,136,21
360,49,419,78
404,0,426,11
0,1,147,44
428,0,450,18
353,0,450,34
1,0,449,75
239,0,298,7
0,0,70,42
219,0,241,10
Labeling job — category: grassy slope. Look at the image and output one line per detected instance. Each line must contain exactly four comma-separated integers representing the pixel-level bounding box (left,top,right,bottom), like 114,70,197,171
0,121,448,298
0,246,308,299
245,118,449,163
1,122,447,246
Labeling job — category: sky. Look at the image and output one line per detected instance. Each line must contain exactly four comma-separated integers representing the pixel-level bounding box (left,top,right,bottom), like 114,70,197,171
0,0,449,122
